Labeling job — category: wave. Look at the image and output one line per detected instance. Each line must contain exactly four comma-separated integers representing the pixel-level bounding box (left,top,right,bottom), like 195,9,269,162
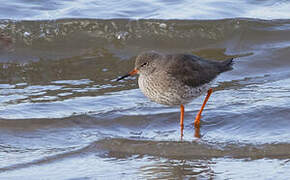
0,18,289,62
1,137,289,173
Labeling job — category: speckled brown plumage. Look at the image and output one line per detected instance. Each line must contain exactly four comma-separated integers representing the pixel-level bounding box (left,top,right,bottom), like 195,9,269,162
135,51,233,106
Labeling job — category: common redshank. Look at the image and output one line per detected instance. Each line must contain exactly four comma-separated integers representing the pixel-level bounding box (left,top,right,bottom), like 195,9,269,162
117,51,233,138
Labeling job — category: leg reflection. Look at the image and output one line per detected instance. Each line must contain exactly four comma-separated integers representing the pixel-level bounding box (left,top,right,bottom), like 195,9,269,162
194,125,201,138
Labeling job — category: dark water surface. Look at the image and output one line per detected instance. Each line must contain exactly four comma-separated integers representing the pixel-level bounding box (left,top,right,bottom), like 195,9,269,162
1,18,290,179
1,1,290,178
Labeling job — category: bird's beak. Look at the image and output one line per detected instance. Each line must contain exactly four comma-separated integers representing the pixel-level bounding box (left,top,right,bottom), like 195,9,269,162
116,69,138,81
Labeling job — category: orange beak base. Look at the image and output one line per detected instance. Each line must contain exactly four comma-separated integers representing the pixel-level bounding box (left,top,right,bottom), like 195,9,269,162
116,69,138,81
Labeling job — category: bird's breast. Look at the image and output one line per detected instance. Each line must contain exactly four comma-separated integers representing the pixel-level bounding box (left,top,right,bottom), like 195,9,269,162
138,74,210,106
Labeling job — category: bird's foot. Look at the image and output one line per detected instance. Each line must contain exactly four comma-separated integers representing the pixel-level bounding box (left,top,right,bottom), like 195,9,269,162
180,125,184,141
194,126,201,138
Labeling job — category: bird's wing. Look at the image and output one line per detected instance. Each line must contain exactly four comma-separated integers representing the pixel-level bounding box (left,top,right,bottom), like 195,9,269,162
163,54,221,87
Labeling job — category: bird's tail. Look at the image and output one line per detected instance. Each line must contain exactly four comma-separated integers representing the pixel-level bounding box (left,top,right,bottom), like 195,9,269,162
219,57,234,72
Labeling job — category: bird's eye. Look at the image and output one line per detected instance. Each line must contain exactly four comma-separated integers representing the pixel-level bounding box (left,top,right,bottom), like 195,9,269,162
141,62,148,67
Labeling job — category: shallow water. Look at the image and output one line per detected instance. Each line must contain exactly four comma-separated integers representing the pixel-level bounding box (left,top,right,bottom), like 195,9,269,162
1,1,290,179
1,0,290,20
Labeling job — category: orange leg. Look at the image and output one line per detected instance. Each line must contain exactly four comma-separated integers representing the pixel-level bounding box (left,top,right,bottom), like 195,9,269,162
194,88,213,128
180,104,184,139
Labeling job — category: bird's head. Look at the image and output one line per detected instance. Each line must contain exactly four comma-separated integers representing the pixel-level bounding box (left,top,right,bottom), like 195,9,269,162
117,51,161,81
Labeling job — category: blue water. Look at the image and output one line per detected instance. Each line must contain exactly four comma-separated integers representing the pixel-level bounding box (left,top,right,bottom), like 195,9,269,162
1,0,290,179
0,0,290,20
